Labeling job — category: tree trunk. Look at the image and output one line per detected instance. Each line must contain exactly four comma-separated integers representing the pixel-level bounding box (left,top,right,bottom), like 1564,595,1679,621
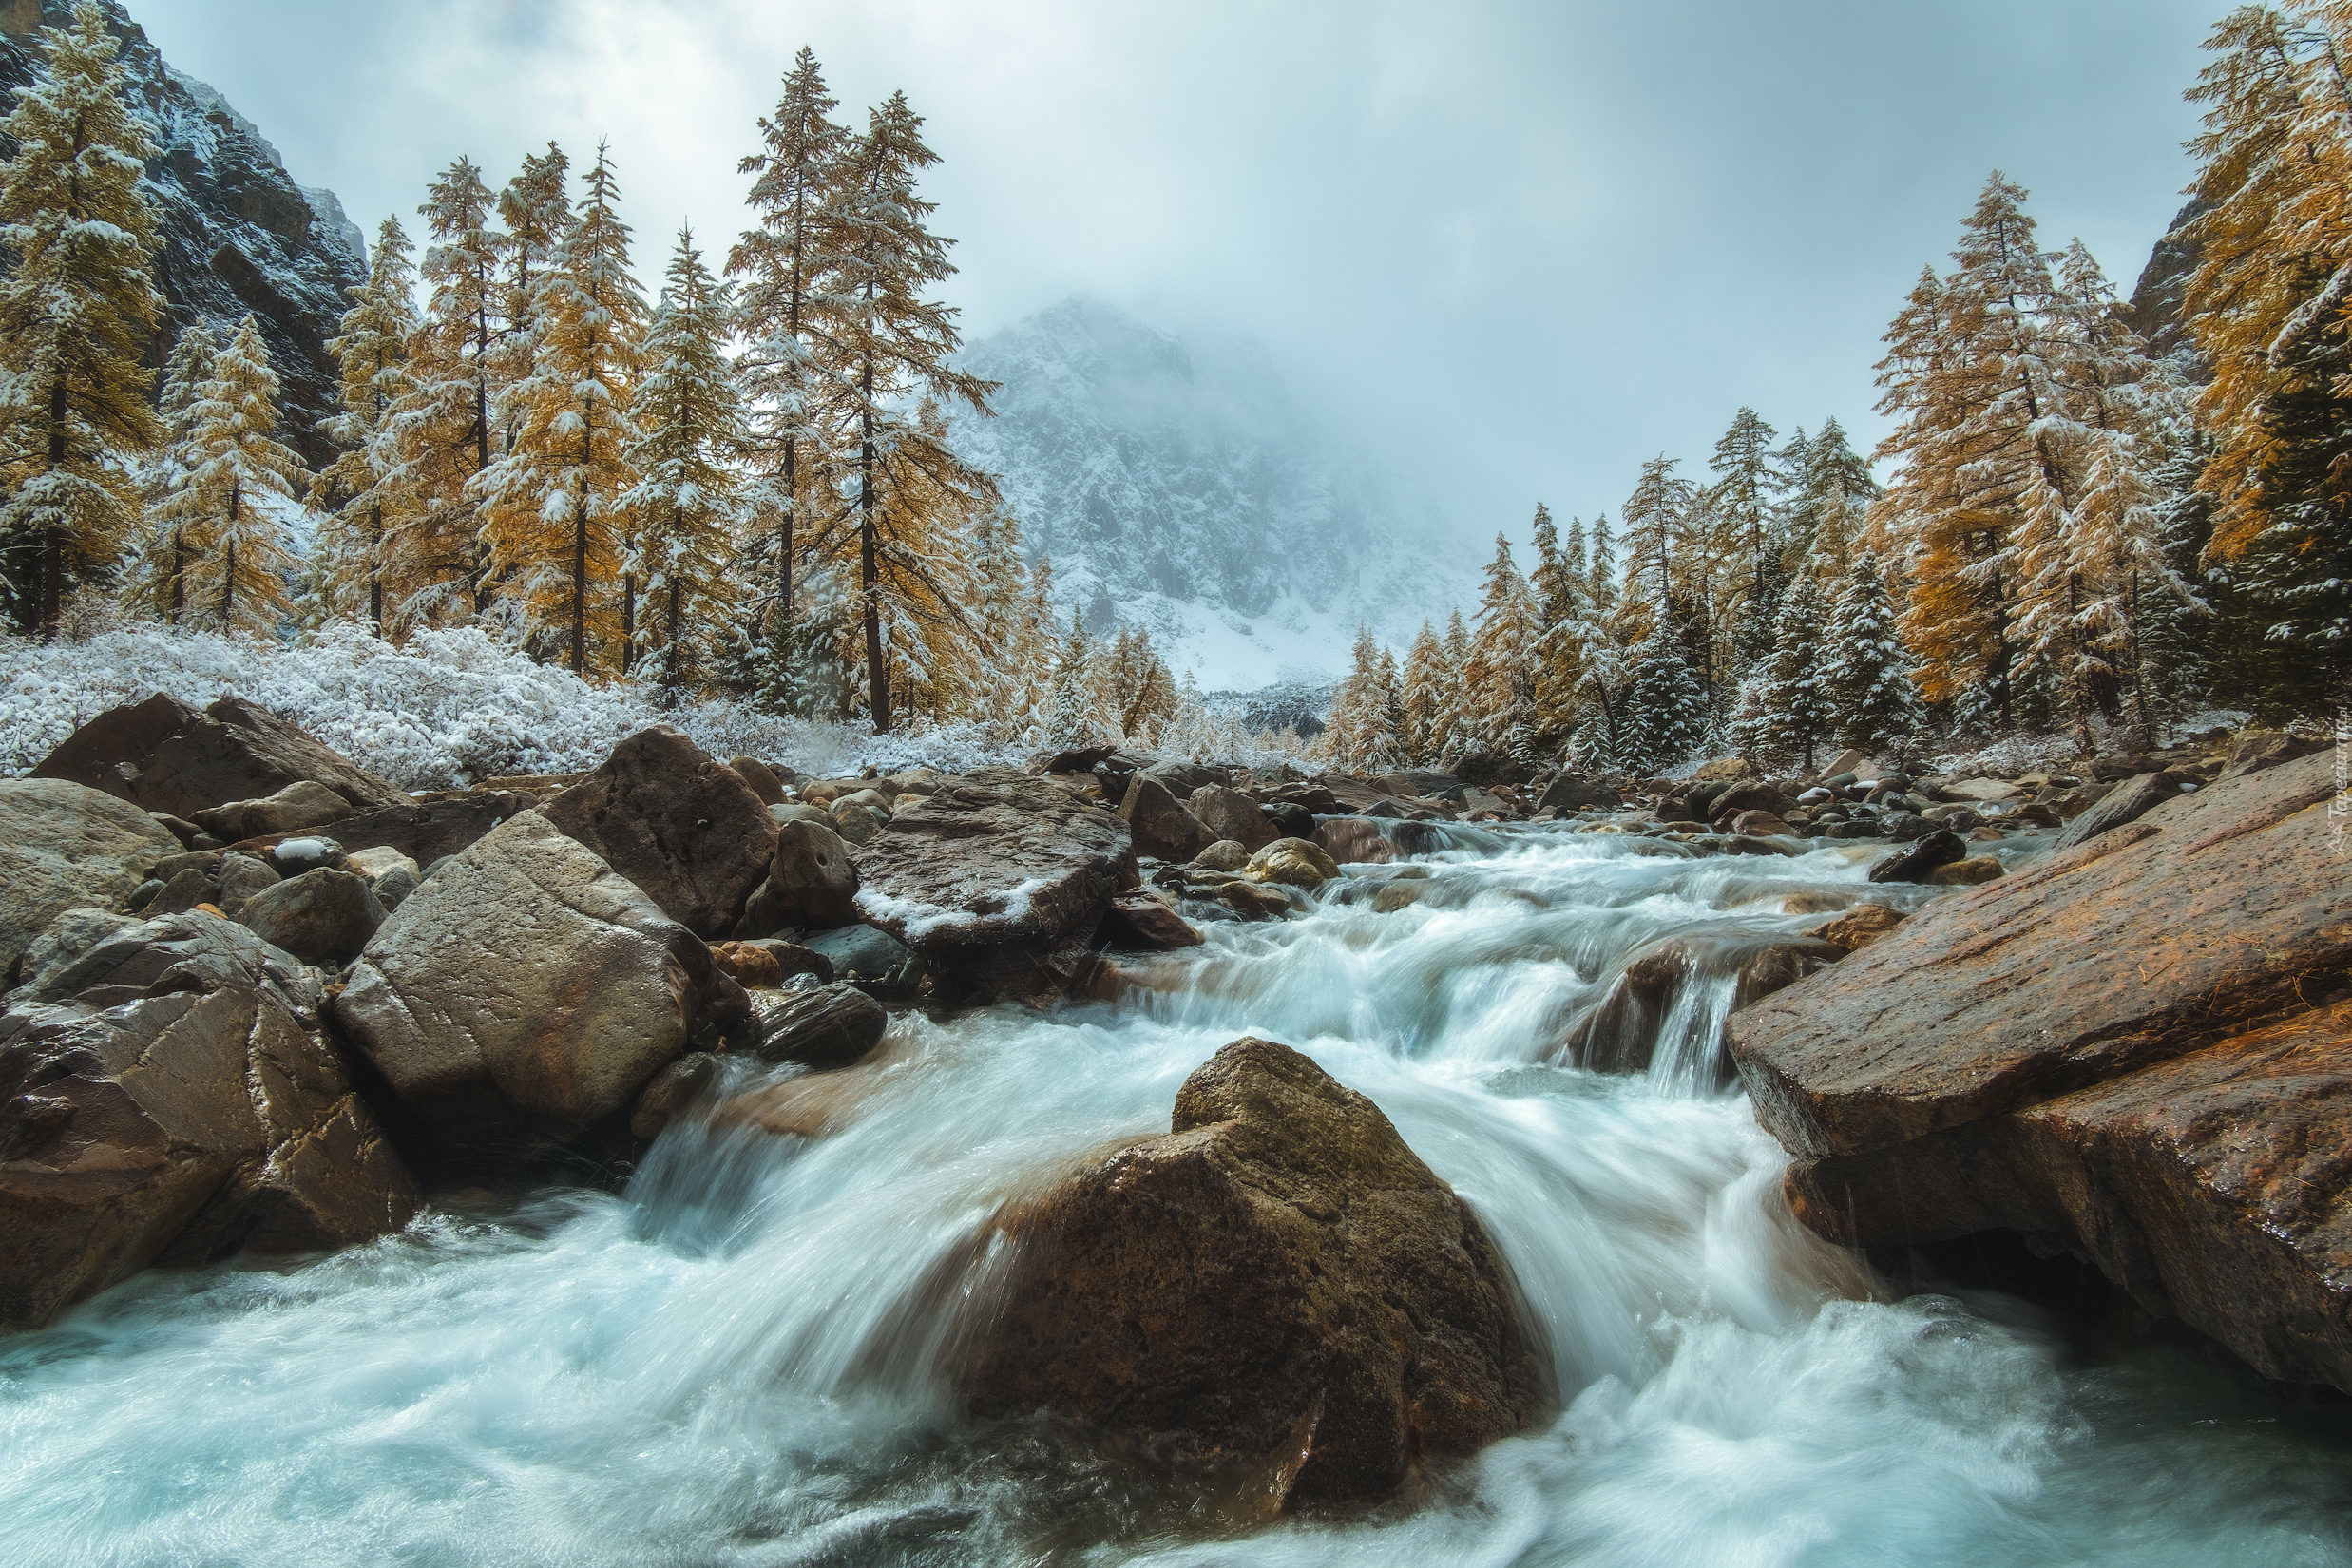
37,373,67,641
861,362,889,733
621,570,636,675
666,577,682,689
369,501,383,636
169,528,184,624
570,480,588,677
220,485,240,630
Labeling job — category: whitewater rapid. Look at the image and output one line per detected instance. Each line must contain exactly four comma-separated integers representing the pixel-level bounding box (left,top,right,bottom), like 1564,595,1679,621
5,826,2350,1566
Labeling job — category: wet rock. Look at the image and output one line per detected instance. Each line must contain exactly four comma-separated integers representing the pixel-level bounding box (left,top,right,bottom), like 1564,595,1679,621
1188,785,1280,853
1558,932,1842,1076
188,779,355,845
801,924,922,993
0,779,182,979
1539,774,1622,812
1926,856,2005,886
541,726,779,940
710,940,784,988
1143,762,1232,797
1731,753,2352,1390
2052,771,2183,852
736,939,833,985
1313,817,1397,865
332,812,746,1161
1100,890,1203,950
747,982,889,1068
830,800,887,845
1939,776,2025,804
233,869,386,966
745,819,863,936
240,790,534,870
1709,782,1795,824
728,755,788,806
1866,829,1966,884
1189,840,1252,872
2223,729,2325,778
629,1051,721,1140
1804,904,1907,953
0,981,416,1329
1119,774,1212,863
1371,881,1429,913
1262,800,1317,841
851,769,1136,1004
1212,878,1295,920
960,1037,1548,1507
1247,837,1341,891
12,908,136,998
32,693,405,820
1730,810,1798,838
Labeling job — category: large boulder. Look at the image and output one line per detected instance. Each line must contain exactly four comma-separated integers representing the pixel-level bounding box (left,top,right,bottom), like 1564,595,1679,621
1558,930,1842,1078
1119,774,1212,862
1730,752,2352,1390
0,779,181,980
229,790,533,869
32,693,405,820
541,726,779,940
2051,771,2183,851
1313,817,1397,865
851,769,1137,1004
189,779,355,843
1188,785,1280,853
0,970,416,1329
746,982,889,1067
960,1038,1548,1507
743,819,862,934
19,908,321,1015
331,811,747,1160
1538,774,1621,813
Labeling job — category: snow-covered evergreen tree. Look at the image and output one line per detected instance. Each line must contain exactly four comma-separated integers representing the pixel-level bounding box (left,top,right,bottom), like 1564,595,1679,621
1465,532,1539,754
314,218,418,632
622,228,743,688
125,322,218,624
1758,569,1834,772
0,2,163,639
1822,550,1922,755
1045,610,1100,747
154,316,307,633
1400,619,1445,763
1618,618,1705,776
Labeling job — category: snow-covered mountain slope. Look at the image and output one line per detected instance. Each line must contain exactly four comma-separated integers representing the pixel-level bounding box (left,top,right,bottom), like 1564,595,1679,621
948,297,1469,689
0,0,366,468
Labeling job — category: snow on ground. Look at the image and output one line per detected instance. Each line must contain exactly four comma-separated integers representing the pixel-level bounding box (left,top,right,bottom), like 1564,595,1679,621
0,624,1018,792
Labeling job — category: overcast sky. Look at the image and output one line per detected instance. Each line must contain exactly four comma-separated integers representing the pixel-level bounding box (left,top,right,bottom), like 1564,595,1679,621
130,0,2220,550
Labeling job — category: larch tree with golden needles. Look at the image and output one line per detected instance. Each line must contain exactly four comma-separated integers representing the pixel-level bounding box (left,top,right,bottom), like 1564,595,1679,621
623,229,745,689
314,217,419,633
817,90,998,731
0,1,163,640
379,159,503,629
162,316,308,633
493,143,575,436
732,48,851,696
476,143,644,675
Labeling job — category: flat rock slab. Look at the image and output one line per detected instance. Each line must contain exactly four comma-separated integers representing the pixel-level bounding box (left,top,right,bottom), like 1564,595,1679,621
852,769,1136,1003
34,693,406,820
960,1037,1547,1508
1731,752,2352,1389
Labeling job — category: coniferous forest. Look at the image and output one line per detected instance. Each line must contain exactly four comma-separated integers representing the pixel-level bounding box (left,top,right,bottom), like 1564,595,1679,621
1,3,2344,774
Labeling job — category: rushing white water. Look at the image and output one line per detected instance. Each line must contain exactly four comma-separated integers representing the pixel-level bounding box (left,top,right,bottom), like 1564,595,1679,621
5,826,2351,1567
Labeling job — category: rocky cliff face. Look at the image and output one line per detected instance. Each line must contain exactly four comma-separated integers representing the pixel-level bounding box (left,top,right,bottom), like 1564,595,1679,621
0,0,365,468
2125,197,2209,381
947,297,1469,688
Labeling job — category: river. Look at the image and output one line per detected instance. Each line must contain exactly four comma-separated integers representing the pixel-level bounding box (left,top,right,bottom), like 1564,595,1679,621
5,823,2350,1565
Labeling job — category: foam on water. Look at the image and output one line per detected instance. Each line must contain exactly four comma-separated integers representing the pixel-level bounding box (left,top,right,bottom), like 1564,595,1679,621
3,827,2348,1566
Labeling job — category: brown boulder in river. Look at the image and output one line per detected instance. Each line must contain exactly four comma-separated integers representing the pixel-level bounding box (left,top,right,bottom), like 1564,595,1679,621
542,726,779,940
961,1036,1548,1508
1730,751,2352,1389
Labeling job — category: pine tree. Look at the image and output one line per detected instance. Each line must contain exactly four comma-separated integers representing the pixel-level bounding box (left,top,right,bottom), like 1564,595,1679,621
622,228,744,688
1791,417,1878,575
475,143,644,675
732,48,851,686
379,158,503,629
1822,550,1922,755
0,2,163,638
1046,610,1098,746
314,217,419,632
816,91,996,731
154,316,307,633
966,503,1040,743
1759,568,1835,772
2139,425,2218,732
1586,511,1617,617
492,142,574,434
1465,532,1540,754
1710,407,1779,672
1400,619,1445,763
125,322,217,624
1620,619,1706,776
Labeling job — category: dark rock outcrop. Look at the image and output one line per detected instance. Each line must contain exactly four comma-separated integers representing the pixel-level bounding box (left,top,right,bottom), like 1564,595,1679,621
0,2,368,468
746,983,889,1068
541,726,778,940
0,778,181,979
188,779,354,842
1731,753,2352,1389
961,1037,1548,1507
232,868,385,966
33,694,406,821
1188,785,1279,853
1558,931,1843,1077
2051,771,2181,852
1119,774,1212,862
852,769,1136,1004
0,957,416,1329
744,819,862,934
1866,828,1966,884
1100,889,1203,950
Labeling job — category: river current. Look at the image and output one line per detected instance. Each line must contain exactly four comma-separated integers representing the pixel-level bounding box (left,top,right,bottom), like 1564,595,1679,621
5,824,2350,1565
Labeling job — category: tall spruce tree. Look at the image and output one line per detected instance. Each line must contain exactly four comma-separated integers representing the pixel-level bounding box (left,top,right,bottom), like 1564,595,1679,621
315,218,419,632
127,322,217,624
1710,407,1779,672
1400,619,1445,763
1620,620,1705,776
1466,532,1540,755
0,2,163,638
732,48,851,689
1823,550,1922,755
159,316,307,633
1760,568,1835,772
623,228,744,688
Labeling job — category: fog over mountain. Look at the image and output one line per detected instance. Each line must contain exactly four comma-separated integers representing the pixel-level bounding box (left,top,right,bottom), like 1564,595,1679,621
948,297,1471,690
